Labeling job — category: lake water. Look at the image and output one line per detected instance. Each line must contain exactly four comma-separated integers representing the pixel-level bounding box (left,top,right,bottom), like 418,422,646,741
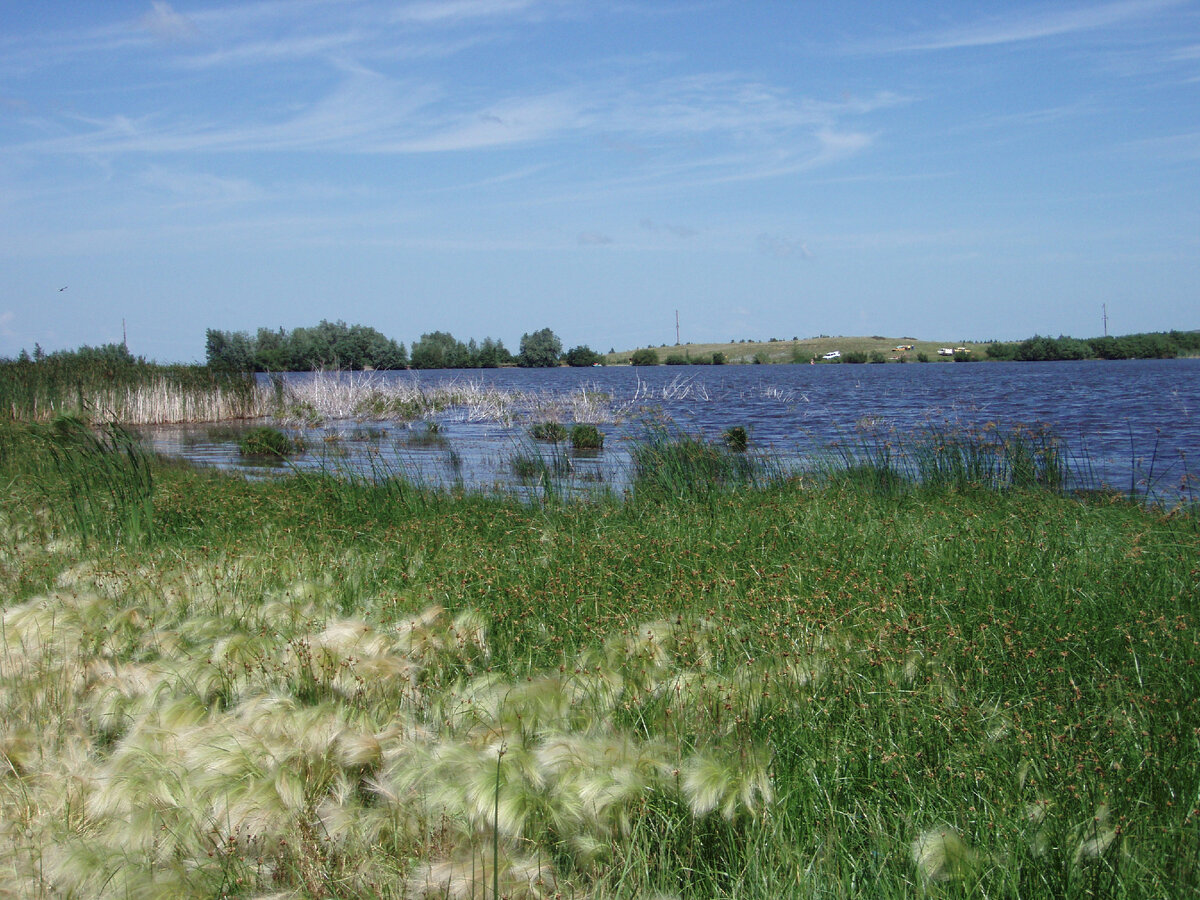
138,359,1200,504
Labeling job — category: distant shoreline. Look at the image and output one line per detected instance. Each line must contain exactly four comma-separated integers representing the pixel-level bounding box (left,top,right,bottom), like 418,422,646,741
605,331,1200,366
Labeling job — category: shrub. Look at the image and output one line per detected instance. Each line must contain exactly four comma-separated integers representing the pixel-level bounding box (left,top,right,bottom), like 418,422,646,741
564,345,604,367
629,348,659,366
529,421,568,443
238,426,298,457
570,424,604,451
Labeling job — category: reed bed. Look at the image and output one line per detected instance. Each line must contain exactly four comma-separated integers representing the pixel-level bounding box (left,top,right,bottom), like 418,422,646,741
2,363,622,433
821,422,1074,496
1,422,1197,898
270,372,621,429
0,358,262,424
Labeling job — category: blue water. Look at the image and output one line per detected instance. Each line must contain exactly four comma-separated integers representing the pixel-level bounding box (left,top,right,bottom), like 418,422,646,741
139,359,1200,504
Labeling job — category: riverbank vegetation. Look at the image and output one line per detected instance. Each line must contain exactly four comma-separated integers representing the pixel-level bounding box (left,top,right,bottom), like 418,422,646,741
1,419,1196,898
0,355,618,428
983,331,1200,362
0,343,262,424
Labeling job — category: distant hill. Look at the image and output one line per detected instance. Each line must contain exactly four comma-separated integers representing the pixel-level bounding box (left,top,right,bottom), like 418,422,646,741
606,336,986,365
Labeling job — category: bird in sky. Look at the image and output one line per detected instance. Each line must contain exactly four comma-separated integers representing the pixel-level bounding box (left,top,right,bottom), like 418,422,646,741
59,286,67,291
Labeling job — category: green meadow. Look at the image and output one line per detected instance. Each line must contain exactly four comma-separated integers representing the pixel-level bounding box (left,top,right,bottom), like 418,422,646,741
1,413,1197,898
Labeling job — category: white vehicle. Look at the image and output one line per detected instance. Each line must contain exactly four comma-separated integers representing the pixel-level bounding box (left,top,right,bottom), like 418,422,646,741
821,350,842,360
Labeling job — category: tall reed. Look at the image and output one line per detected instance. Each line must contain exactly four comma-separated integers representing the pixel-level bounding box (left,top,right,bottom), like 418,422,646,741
822,422,1071,496
0,357,260,424
630,429,768,500
21,416,155,546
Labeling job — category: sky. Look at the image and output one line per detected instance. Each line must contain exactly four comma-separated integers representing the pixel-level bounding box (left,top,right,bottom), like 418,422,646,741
1,0,1198,363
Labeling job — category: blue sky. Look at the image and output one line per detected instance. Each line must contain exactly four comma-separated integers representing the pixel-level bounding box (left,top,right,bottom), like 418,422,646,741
2,0,1197,362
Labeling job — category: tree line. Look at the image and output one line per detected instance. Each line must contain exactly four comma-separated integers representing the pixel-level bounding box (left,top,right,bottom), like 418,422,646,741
983,330,1200,362
204,322,605,371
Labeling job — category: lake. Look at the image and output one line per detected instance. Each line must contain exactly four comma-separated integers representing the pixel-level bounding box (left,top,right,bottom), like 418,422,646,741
138,359,1200,504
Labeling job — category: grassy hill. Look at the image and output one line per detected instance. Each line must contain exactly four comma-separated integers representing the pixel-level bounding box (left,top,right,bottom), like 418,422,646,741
606,335,988,365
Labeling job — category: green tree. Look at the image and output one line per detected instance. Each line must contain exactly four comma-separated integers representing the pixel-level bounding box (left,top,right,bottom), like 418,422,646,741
629,348,659,366
518,328,562,367
475,337,511,368
410,331,470,369
205,329,254,371
564,345,603,367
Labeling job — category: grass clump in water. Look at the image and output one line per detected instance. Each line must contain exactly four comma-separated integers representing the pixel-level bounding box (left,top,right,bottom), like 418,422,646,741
238,425,299,457
570,423,604,451
528,421,568,443
631,429,764,499
822,422,1071,497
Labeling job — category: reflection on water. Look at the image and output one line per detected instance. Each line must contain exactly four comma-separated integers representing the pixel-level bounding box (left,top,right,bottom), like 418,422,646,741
137,359,1200,504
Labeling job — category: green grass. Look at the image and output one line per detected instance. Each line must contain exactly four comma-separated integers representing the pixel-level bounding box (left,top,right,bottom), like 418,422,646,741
1,421,1197,898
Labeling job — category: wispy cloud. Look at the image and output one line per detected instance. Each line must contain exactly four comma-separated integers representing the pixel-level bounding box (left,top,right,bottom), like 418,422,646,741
27,70,443,155
138,166,265,205
1123,130,1200,161
177,33,365,69
23,61,887,187
140,2,198,40
390,92,585,152
857,0,1185,53
391,0,546,25
641,218,697,238
577,231,613,245
756,233,811,260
